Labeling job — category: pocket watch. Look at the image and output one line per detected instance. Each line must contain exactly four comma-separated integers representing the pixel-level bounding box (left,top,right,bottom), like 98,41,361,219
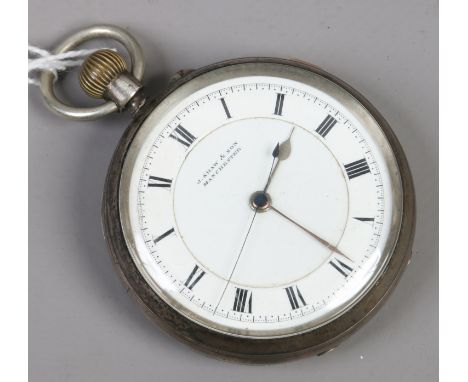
38,25,415,363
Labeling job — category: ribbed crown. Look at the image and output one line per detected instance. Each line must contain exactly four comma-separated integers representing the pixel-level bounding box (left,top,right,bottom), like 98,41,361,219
79,49,127,98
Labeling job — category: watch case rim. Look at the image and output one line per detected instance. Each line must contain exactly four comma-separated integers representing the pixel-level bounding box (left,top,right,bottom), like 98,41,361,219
101,57,416,363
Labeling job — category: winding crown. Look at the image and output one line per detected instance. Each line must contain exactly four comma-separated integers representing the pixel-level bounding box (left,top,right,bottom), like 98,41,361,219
79,49,127,99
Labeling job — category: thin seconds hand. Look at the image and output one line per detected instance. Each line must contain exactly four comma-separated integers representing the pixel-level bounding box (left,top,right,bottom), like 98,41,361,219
213,210,257,315
213,143,280,315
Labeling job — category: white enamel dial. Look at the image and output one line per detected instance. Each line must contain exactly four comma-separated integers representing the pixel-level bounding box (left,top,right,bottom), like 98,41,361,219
120,67,402,338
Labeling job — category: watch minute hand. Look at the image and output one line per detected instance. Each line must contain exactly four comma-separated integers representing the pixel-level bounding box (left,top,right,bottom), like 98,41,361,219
270,205,352,261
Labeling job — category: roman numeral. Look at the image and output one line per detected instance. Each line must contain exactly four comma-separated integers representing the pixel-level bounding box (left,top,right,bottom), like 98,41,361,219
153,228,174,244
329,258,354,277
170,125,197,147
354,217,375,223
220,97,231,119
233,288,252,313
316,115,337,138
274,93,285,115
344,158,371,179
285,285,307,310
148,176,172,188
184,265,205,290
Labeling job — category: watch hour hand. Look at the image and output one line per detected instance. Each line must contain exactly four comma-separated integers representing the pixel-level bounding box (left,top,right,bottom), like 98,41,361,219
277,126,294,160
264,126,296,191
